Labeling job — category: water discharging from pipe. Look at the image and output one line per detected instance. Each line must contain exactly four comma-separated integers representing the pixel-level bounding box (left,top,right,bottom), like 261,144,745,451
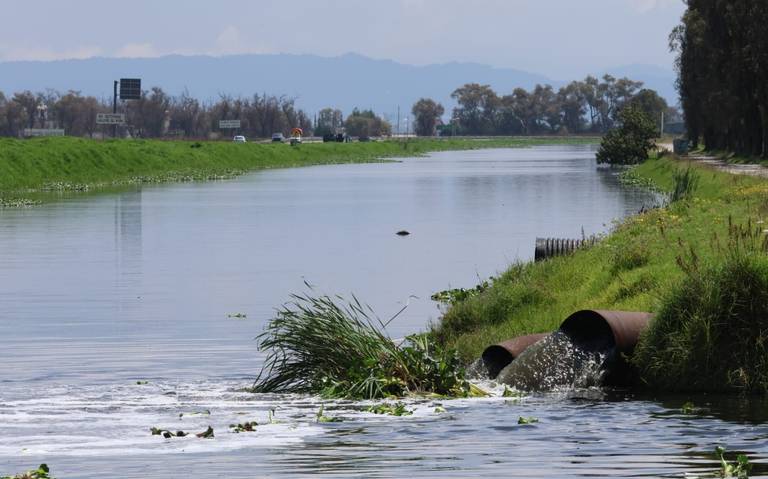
495,331,609,391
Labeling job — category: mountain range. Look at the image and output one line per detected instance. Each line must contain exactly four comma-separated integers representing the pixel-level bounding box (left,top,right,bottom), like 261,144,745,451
0,53,677,120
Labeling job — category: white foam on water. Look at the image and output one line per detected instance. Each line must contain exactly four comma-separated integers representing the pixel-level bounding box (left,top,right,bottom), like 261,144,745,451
0,379,523,458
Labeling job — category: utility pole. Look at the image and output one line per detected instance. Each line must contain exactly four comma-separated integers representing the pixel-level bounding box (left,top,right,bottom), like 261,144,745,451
113,80,119,138
660,111,665,138
397,106,401,137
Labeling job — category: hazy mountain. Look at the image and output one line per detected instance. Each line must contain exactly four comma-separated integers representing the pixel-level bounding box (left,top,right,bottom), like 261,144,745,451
0,53,678,119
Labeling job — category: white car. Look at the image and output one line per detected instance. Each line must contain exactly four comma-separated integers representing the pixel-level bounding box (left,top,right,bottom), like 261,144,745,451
233,135,247,143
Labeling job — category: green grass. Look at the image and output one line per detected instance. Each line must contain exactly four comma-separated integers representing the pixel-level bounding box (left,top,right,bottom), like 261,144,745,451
432,155,768,366
0,136,596,205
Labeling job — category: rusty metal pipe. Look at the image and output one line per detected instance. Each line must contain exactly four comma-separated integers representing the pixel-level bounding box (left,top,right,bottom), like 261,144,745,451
481,333,549,379
558,310,652,353
558,310,653,386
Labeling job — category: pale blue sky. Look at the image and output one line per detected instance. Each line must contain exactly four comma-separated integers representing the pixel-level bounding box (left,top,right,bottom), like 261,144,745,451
0,0,685,78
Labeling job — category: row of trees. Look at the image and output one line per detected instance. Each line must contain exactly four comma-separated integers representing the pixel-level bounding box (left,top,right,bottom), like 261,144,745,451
0,88,313,139
411,76,675,137
672,1,768,156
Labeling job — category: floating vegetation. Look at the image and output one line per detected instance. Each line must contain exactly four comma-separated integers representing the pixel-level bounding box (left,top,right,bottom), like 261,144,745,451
252,291,471,399
502,386,525,398
517,416,539,425
229,421,258,433
315,405,343,423
681,401,696,415
434,406,447,414
0,197,41,207
1,464,53,479
431,277,495,306
366,402,413,417
619,166,664,193
716,446,752,478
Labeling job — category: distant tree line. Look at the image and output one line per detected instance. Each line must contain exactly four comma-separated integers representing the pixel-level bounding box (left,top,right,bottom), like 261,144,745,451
314,107,391,138
411,76,677,137
0,87,312,139
672,1,768,156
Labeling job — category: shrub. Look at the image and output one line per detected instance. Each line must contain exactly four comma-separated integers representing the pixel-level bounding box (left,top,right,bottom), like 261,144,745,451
633,220,768,394
596,106,658,165
252,292,470,399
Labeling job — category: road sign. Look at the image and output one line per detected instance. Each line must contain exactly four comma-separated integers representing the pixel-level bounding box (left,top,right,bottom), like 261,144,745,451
120,78,141,100
219,119,241,129
23,128,65,137
96,113,126,125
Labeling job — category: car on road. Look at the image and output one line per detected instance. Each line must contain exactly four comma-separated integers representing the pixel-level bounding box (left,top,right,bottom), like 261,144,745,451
271,133,285,142
233,135,247,143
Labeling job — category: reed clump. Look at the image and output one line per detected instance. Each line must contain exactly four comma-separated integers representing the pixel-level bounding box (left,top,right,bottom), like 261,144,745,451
252,292,471,399
633,218,768,394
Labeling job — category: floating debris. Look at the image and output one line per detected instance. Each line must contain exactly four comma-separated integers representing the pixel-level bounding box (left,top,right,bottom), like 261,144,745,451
229,421,258,433
396,230,410,236
227,313,247,319
150,426,213,439
517,416,539,425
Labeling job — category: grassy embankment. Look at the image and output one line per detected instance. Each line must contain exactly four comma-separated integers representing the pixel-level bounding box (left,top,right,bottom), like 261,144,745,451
433,155,768,392
0,136,596,206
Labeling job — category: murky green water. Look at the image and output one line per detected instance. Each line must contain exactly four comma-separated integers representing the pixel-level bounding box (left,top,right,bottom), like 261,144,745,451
3,145,765,478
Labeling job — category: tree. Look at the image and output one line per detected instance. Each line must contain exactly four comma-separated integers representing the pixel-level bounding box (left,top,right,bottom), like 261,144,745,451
672,1,768,156
596,106,658,165
411,98,444,136
344,109,391,137
628,89,668,135
451,83,498,135
315,108,344,137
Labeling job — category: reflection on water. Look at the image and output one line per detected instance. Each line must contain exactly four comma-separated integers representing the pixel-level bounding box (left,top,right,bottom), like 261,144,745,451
4,146,759,478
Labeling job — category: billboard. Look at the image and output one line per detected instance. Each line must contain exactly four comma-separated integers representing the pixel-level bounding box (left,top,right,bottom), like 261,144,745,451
119,78,142,100
219,119,241,129
96,113,126,125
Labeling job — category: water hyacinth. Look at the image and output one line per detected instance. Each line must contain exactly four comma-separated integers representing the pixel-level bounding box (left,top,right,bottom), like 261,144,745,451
252,292,471,399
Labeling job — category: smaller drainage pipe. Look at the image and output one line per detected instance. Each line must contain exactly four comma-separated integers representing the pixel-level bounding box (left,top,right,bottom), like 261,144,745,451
534,237,597,262
481,333,549,379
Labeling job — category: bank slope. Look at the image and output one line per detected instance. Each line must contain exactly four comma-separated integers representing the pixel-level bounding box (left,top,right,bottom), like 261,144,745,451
433,157,766,363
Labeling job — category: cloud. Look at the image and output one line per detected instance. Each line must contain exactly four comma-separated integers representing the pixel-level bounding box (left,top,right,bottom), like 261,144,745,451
211,25,272,56
115,42,160,58
630,0,677,13
0,45,102,62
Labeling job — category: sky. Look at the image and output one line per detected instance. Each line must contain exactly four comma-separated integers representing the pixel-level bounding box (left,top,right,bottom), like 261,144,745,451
0,0,686,79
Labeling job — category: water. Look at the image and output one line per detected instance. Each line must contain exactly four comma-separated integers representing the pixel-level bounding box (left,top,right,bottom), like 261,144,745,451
2,145,766,477
496,331,608,391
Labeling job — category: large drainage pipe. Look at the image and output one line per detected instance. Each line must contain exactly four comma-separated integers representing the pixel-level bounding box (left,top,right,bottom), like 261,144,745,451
534,237,597,262
480,310,652,384
558,310,652,386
